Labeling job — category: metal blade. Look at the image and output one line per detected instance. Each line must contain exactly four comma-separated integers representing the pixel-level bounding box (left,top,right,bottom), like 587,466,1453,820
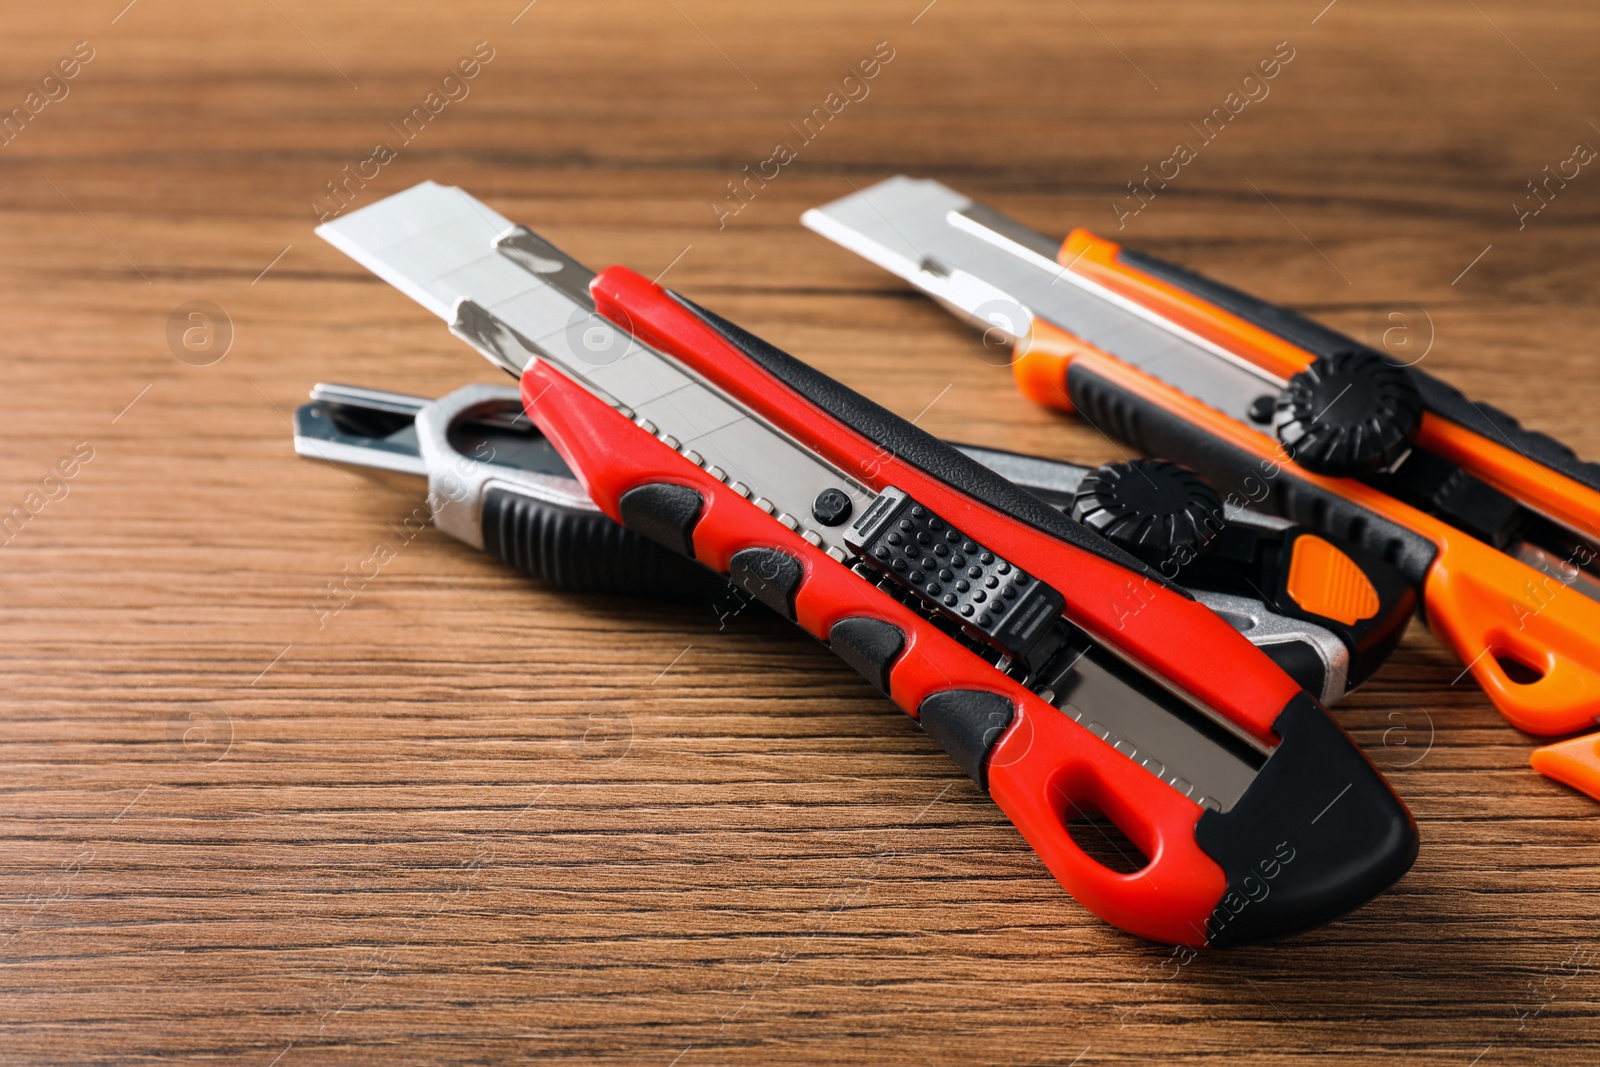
1509,540,1600,607
803,176,1284,425
1044,638,1264,810
317,182,875,559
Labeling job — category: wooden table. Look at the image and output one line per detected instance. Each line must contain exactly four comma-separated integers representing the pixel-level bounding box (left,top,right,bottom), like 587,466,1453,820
3,1,1598,1063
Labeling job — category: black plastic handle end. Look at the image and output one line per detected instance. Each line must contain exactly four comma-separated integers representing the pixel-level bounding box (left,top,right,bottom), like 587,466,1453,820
1195,693,1419,947
481,485,728,601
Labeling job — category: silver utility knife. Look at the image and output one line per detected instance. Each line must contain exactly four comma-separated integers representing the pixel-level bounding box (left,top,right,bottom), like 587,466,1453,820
294,383,1413,705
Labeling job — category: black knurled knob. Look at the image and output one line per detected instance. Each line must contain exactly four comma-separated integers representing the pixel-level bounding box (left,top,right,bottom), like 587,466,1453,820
1070,459,1225,565
1274,350,1423,477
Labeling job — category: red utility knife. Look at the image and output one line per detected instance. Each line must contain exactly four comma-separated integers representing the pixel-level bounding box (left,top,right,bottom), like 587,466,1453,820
316,182,1416,946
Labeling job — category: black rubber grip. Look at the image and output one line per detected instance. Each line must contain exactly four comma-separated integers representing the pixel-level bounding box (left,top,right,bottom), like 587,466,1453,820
1120,247,1600,496
1065,361,1439,589
618,483,704,559
669,292,1188,596
828,617,906,693
481,487,729,601
728,547,805,620
846,487,1066,670
917,689,1016,791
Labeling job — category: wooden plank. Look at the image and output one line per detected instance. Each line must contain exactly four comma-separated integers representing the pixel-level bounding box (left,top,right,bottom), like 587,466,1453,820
2,1,1599,1062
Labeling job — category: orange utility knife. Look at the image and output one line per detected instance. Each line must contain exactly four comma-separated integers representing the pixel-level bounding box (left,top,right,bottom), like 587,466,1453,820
805,176,1600,801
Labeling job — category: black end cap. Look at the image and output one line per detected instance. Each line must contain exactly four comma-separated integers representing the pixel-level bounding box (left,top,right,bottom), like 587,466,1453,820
728,547,805,621
917,690,1015,792
618,483,704,559
1071,459,1225,566
828,617,906,693
1275,351,1424,477
1195,693,1418,946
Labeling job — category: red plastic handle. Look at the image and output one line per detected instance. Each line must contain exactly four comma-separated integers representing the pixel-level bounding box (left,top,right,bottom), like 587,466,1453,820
519,359,1230,944
504,267,1351,946
589,267,1300,742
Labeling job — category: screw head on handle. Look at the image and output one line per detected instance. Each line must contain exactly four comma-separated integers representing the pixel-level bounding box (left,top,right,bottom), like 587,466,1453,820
811,487,854,526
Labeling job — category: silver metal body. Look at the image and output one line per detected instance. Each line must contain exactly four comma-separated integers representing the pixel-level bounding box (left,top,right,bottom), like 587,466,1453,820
802,176,1285,426
292,384,430,478
318,181,874,560
958,444,1347,704
298,386,1349,706
294,383,601,551
1191,589,1347,705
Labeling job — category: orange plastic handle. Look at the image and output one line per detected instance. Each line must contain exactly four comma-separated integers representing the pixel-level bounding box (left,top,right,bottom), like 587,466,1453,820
1011,315,1600,738
1532,732,1600,800
1423,528,1600,735
1057,227,1600,542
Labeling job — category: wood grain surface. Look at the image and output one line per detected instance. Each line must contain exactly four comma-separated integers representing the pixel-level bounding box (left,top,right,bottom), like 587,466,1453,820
3,1,1600,1063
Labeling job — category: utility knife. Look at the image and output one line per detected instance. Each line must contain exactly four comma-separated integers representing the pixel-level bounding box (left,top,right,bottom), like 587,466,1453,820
312,181,1416,946
294,382,1415,707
